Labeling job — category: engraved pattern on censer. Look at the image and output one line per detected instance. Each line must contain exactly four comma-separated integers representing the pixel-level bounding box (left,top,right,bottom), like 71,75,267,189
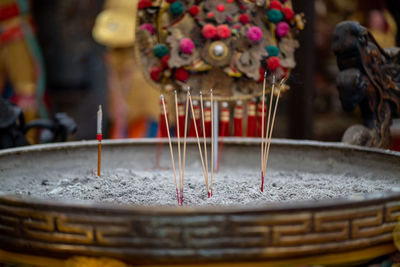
0,197,399,263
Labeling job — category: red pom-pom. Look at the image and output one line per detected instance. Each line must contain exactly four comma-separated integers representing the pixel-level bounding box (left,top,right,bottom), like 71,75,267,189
217,4,225,12
207,12,215,18
267,56,280,71
150,66,163,81
282,7,295,20
161,55,170,68
166,0,176,3
189,5,199,16
202,24,217,39
138,0,152,9
217,24,231,39
239,13,250,24
174,68,189,82
227,0,234,3
269,0,282,11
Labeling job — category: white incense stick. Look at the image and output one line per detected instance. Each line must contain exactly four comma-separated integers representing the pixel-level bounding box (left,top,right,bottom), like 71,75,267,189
181,88,190,205
189,92,210,196
210,89,214,197
97,105,102,177
160,95,180,205
174,91,182,205
260,71,267,191
200,91,209,198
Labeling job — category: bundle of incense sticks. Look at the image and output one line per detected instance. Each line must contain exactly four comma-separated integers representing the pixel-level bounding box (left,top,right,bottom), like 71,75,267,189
260,74,286,192
161,88,216,205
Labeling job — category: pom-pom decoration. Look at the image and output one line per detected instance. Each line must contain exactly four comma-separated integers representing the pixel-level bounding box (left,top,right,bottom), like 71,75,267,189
174,67,189,82
269,0,282,11
247,26,263,43
180,38,195,54
138,0,152,10
217,25,231,39
266,45,280,57
239,13,250,25
161,55,170,68
267,56,281,71
139,23,155,35
217,4,225,12
153,44,169,58
170,1,184,16
276,21,290,37
150,66,163,81
137,0,304,100
202,24,217,39
282,6,295,20
189,5,199,16
267,9,283,23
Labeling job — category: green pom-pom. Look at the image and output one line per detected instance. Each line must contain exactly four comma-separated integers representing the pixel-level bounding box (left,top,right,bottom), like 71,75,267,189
170,1,183,16
266,45,280,56
267,9,283,23
153,44,168,58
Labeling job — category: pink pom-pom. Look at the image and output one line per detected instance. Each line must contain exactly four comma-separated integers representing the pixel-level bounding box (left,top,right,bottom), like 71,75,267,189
276,21,290,37
202,24,217,39
217,24,231,39
140,23,155,35
180,38,195,54
247,26,263,42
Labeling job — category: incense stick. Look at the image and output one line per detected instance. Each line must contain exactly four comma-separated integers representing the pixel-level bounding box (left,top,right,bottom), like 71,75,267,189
181,88,190,205
160,95,180,205
210,89,214,197
174,91,183,206
97,105,102,177
263,78,285,179
189,92,210,196
200,91,209,198
260,71,267,191
261,74,275,191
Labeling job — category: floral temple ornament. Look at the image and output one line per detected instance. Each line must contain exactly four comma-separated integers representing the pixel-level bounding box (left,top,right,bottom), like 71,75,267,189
136,0,305,101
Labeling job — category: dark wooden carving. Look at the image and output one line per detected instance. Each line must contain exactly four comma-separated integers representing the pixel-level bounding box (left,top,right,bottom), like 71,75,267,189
332,21,400,148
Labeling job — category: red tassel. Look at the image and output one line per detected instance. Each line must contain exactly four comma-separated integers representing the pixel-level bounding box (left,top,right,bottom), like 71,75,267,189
158,99,169,137
204,101,212,137
219,102,230,137
247,99,256,137
176,102,185,137
256,100,267,137
189,100,202,137
233,101,243,137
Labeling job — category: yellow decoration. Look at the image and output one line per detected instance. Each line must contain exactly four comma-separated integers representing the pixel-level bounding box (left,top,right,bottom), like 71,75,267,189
92,9,136,48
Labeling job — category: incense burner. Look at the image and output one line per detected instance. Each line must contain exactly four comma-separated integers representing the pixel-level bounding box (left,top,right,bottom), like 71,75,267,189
0,138,399,266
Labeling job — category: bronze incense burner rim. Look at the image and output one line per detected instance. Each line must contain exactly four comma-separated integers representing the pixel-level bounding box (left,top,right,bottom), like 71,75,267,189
0,138,399,214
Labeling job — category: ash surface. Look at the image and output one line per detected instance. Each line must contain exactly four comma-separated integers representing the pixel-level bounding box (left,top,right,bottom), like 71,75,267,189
5,167,399,206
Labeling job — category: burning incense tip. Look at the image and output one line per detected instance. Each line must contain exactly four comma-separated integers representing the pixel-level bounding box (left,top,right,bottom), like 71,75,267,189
174,90,177,95
272,74,276,84
160,94,164,100
199,91,202,95
280,77,287,86
264,71,267,78
210,88,213,93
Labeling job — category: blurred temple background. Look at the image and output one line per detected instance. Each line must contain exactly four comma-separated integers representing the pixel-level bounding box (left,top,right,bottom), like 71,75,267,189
1,0,399,143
